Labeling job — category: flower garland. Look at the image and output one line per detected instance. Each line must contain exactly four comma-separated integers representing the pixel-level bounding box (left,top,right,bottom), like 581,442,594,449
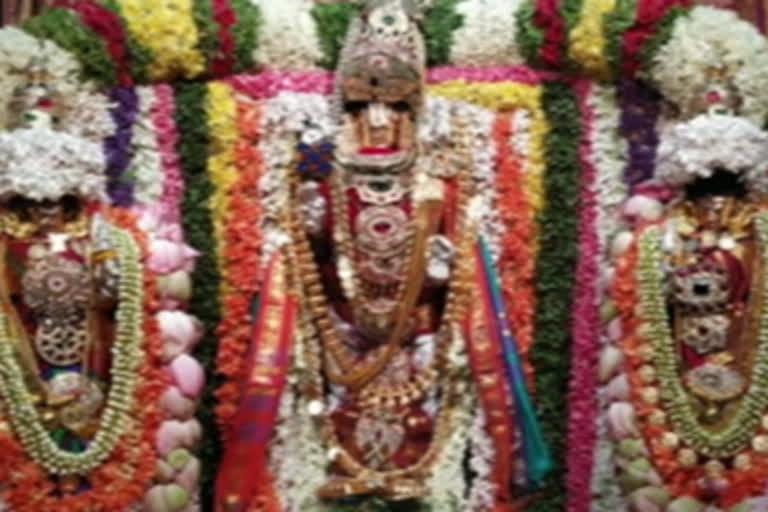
618,79,661,187
539,0,568,68
214,99,264,433
516,0,545,65
130,86,165,205
565,81,601,512
53,0,133,85
422,0,465,67
152,85,185,225
622,0,687,76
105,87,139,207
205,81,239,279
649,6,768,123
100,0,153,84
193,0,221,76
173,82,221,510
22,6,118,86
230,0,262,73
567,0,616,79
528,80,582,512
426,81,549,214
117,0,205,81
254,0,323,71
450,0,525,67
602,0,636,77
588,85,630,512
493,113,536,383
211,0,237,76
0,211,165,512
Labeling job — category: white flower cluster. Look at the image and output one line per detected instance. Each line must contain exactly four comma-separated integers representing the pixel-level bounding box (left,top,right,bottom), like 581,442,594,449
655,113,768,195
252,0,323,70
650,7,768,124
259,92,334,268
131,87,165,204
0,27,83,129
0,126,106,202
56,90,116,144
449,0,525,67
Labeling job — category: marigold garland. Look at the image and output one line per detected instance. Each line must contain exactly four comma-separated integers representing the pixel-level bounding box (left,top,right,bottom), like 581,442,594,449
492,114,536,384
100,0,153,84
567,0,616,79
0,208,165,512
205,81,239,282
214,100,264,435
117,0,205,81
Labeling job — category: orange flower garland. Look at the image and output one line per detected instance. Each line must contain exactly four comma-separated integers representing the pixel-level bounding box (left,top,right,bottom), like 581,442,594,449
615,232,768,506
0,207,167,511
493,113,537,385
214,100,264,436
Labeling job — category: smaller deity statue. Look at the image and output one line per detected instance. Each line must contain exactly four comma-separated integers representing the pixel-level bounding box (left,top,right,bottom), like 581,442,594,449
609,111,768,510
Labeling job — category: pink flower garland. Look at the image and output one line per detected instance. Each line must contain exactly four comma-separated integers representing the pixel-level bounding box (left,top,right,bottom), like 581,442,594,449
427,65,557,84
566,81,601,512
152,84,185,226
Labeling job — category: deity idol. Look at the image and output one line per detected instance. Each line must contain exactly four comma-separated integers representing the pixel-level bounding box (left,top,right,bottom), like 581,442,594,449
609,112,768,511
216,1,550,511
0,78,189,511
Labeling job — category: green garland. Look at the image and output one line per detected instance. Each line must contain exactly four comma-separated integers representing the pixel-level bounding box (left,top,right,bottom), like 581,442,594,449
422,0,464,67
516,0,545,66
638,5,689,76
603,0,638,78
22,7,118,87
230,0,263,73
100,0,153,83
529,81,581,511
312,2,362,70
193,0,221,73
173,83,221,512
560,0,585,71
638,216,768,458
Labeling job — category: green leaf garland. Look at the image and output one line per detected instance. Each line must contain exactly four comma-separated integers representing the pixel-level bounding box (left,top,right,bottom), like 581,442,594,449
173,83,221,512
516,0,545,66
193,0,222,72
312,2,361,70
422,0,464,67
529,81,582,511
603,0,638,77
230,0,263,73
23,7,118,87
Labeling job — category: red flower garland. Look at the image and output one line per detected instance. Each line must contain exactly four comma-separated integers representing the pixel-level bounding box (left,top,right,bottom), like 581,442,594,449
621,0,690,75
53,0,134,86
536,0,566,67
214,100,264,437
0,208,166,511
211,0,237,77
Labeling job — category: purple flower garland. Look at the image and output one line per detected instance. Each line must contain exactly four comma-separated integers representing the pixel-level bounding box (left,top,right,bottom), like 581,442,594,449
618,79,661,187
104,87,139,206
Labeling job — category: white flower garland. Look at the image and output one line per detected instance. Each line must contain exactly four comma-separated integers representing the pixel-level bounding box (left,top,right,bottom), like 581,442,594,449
55,90,116,143
449,0,525,67
467,408,496,512
588,84,630,512
131,87,165,205
259,92,334,269
252,0,323,70
0,126,106,201
655,113,768,195
0,27,82,129
650,6,768,124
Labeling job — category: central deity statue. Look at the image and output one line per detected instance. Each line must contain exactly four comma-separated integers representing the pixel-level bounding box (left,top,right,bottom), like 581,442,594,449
216,1,550,510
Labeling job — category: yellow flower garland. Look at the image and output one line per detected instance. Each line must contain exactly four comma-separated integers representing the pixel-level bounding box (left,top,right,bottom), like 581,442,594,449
117,0,206,81
206,81,239,291
568,0,617,80
427,81,549,214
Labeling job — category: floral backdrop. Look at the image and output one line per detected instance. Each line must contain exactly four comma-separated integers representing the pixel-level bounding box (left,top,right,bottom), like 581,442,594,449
0,1,766,511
